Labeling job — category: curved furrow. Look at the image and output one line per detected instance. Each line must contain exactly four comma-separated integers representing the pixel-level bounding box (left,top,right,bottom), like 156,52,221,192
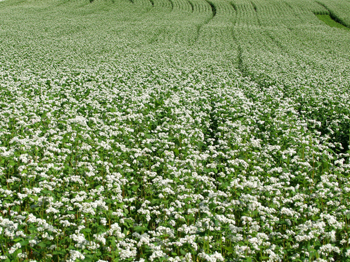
250,1,286,28
189,0,212,14
248,0,289,52
187,0,194,11
282,0,328,14
196,0,237,50
144,0,214,45
231,0,283,77
152,0,172,9
146,1,207,45
229,0,259,27
133,0,153,7
276,3,306,27
182,0,214,44
281,0,330,27
205,0,236,24
171,0,193,12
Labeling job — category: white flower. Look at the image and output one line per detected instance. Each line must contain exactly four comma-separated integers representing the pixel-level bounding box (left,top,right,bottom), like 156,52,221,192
29,239,37,247
137,233,150,247
119,248,137,259
198,251,224,262
93,233,106,245
100,217,107,226
319,244,340,256
8,243,21,254
67,250,85,262
149,250,167,262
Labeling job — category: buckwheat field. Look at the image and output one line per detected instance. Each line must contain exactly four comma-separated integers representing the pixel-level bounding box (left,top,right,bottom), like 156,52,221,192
1,0,350,261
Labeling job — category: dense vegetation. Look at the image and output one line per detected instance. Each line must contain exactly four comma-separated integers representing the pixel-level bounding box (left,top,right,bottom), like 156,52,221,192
1,0,350,261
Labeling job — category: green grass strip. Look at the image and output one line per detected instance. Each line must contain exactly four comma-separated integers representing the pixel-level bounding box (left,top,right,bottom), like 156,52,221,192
316,14,350,30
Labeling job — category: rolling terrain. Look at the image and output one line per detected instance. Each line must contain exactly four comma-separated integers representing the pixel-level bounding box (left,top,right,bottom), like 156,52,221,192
0,0,350,261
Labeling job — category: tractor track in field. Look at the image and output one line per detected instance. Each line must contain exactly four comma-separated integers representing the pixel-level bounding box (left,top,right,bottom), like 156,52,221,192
187,0,193,12
193,0,216,43
205,0,216,17
230,2,236,12
250,1,289,53
231,8,268,92
232,29,252,81
168,0,173,10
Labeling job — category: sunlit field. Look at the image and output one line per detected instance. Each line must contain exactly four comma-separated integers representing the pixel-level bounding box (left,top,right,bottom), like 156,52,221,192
1,0,350,261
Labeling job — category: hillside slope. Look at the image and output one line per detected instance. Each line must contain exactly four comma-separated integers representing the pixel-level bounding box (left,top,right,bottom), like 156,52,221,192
0,0,350,261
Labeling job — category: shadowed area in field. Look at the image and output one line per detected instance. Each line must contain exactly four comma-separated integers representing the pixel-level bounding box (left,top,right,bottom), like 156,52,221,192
315,14,350,30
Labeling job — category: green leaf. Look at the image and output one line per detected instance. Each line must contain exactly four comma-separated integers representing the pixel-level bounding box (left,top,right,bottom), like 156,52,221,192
8,161,16,167
38,242,46,248
123,228,130,236
171,252,177,256
83,256,94,262
53,250,65,255
14,238,23,242
19,240,29,246
82,228,91,233
134,226,147,233
12,249,23,256
180,249,186,255
109,237,117,247
224,246,233,252
151,199,161,205
96,225,106,233
28,225,38,233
